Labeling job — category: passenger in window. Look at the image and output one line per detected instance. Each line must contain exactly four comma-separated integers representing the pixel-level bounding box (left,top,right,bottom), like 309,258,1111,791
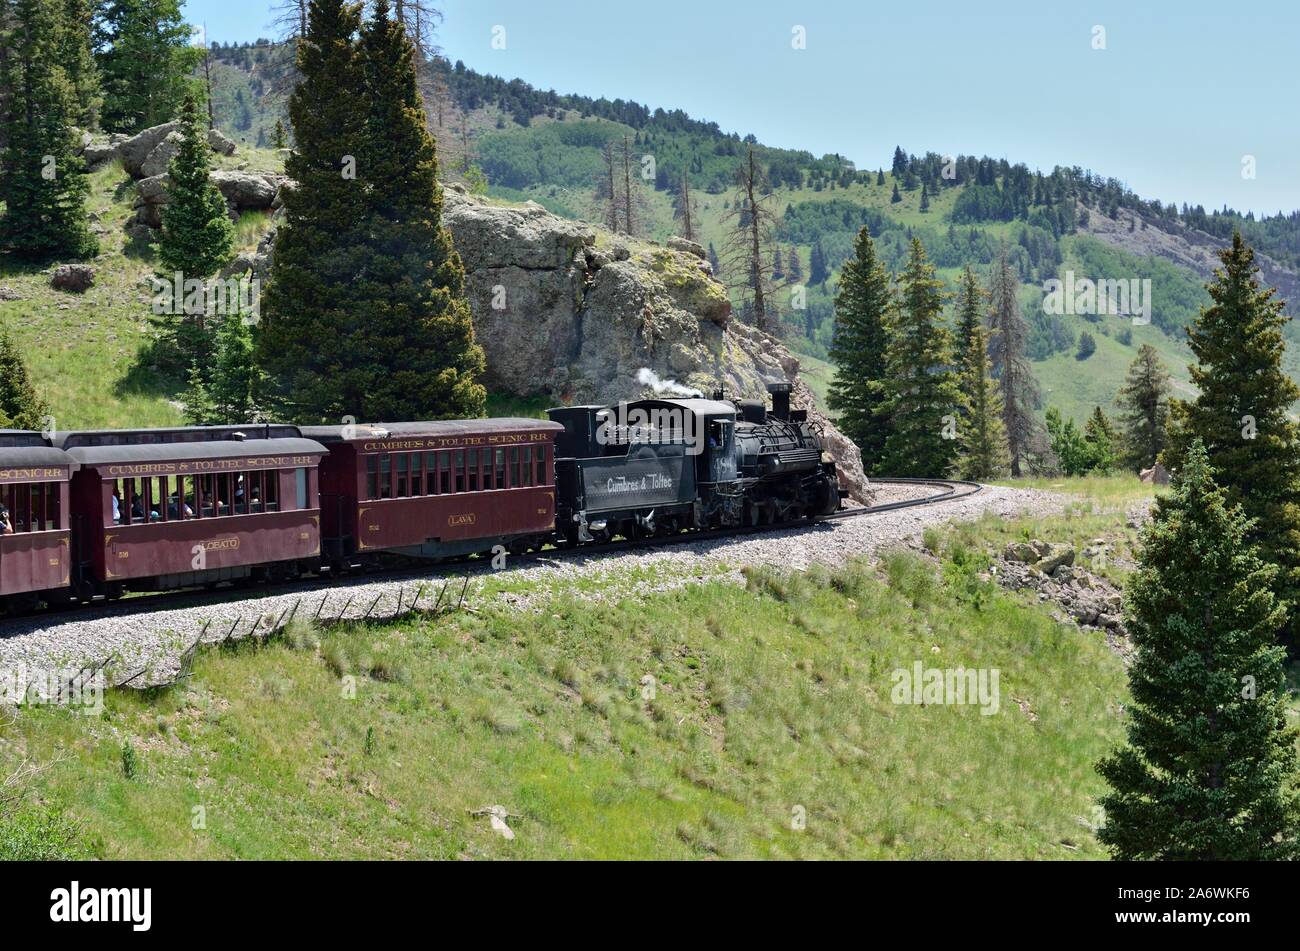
0,505,12,535
168,492,193,520
111,490,121,525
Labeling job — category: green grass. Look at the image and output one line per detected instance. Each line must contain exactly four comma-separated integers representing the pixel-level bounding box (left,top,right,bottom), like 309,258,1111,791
3,529,1131,859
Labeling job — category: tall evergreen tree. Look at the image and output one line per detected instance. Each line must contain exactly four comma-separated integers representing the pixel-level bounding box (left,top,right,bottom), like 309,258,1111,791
1097,442,1300,860
0,322,49,429
58,0,101,129
158,90,234,277
877,238,961,477
827,228,893,473
1116,343,1171,470
260,0,485,421
953,268,1007,479
93,0,201,133
0,0,98,261
986,249,1040,476
953,265,983,375
1083,405,1117,473
808,239,828,285
955,317,1008,480
1165,232,1300,642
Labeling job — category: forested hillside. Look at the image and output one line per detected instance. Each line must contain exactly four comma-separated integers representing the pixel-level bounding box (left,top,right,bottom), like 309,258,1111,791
201,40,1300,425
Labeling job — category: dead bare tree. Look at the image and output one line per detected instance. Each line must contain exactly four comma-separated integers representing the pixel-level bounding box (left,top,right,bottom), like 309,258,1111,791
721,145,778,331
596,140,620,232
673,170,696,242
621,134,636,237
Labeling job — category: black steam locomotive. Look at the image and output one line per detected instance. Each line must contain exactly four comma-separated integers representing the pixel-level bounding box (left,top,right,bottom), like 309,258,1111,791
549,382,843,544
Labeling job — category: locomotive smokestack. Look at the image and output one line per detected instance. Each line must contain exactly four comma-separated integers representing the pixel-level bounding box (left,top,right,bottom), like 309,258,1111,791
767,381,792,420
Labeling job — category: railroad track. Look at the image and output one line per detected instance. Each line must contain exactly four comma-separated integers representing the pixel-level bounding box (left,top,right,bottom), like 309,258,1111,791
0,478,983,630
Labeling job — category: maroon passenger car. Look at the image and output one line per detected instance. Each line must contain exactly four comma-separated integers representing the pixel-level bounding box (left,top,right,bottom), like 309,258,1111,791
62,426,327,594
301,419,563,563
0,431,75,612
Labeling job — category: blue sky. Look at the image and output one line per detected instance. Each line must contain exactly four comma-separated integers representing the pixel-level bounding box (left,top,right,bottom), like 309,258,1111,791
183,0,1300,215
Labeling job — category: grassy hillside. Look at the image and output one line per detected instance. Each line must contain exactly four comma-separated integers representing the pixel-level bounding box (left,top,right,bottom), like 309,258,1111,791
2,479,1152,860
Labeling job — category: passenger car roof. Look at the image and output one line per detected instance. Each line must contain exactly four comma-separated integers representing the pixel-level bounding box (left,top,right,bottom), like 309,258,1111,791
64,437,327,466
300,418,563,443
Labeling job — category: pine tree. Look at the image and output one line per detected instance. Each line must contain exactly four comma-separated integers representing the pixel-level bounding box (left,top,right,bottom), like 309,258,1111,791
93,0,202,133
184,312,260,423
158,90,234,277
1165,232,1300,642
955,321,1008,480
258,0,369,419
1083,405,1117,473
987,249,1040,476
919,181,929,212
0,322,49,429
1097,442,1300,860
272,118,287,149
1116,343,1171,470
1045,408,1093,476
809,240,828,285
953,267,1007,479
0,0,98,261
260,0,485,422
877,238,961,477
785,244,801,282
827,228,893,473
890,182,901,204
876,168,884,187
59,0,101,129
953,265,983,376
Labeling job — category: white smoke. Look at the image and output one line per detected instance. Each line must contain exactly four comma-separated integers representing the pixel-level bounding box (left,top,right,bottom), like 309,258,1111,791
636,367,703,398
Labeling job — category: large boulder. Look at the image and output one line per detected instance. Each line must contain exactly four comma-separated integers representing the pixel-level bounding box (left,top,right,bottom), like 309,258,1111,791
210,170,282,211
139,130,183,178
119,122,180,177
207,128,237,156
130,170,285,230
50,264,95,293
81,131,128,167
118,121,240,178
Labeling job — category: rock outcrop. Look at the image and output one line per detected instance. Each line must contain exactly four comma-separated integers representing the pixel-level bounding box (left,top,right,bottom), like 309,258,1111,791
237,185,866,498
130,170,287,230
437,186,867,498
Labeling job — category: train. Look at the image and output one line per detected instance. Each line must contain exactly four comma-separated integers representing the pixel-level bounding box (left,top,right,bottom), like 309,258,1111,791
0,383,843,615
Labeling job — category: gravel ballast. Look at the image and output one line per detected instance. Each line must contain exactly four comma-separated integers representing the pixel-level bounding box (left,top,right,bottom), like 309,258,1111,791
0,483,1066,689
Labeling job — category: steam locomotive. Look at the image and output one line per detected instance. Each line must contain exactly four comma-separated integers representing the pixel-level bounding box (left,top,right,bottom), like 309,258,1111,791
0,383,842,613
